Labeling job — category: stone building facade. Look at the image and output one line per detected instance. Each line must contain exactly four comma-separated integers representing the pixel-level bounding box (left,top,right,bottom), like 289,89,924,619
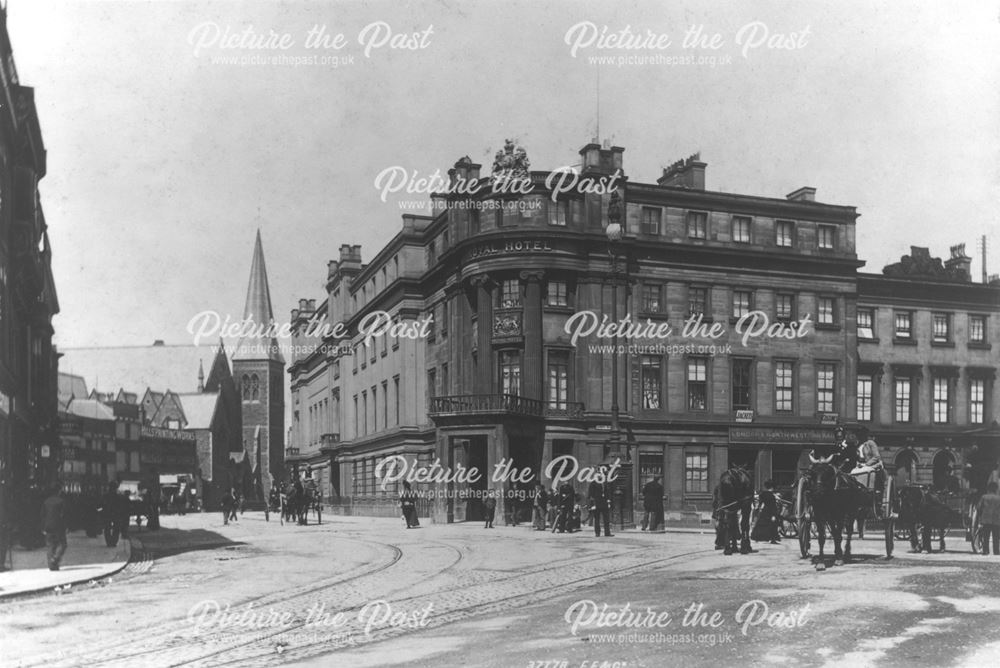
289,139,949,524
857,246,1000,491
0,7,61,550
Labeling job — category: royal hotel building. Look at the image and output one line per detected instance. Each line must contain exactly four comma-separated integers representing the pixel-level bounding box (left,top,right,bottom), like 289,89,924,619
286,140,999,524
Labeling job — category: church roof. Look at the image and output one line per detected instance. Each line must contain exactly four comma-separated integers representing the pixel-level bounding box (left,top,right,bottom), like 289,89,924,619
61,343,223,397
233,229,284,363
176,392,220,430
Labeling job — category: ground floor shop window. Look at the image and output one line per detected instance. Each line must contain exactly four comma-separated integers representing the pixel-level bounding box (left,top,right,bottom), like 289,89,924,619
639,452,663,489
684,450,709,493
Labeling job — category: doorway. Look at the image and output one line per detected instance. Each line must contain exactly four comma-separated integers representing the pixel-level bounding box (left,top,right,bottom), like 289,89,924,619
463,436,488,521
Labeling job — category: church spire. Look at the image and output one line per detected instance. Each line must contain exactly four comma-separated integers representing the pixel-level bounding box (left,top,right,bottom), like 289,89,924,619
233,229,284,363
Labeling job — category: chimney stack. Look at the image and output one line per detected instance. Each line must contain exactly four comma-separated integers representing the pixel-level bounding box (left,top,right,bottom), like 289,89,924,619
787,187,817,202
579,141,625,176
657,153,706,190
338,244,363,264
945,243,972,282
447,156,482,187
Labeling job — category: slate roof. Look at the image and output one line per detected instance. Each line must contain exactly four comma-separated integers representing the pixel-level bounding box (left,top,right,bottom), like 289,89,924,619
64,398,115,421
176,392,220,430
57,373,88,408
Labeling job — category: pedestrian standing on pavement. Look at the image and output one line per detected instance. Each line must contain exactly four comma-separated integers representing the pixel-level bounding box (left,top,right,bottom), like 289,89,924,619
588,467,613,537
546,485,559,528
751,480,781,544
483,489,497,528
503,483,518,526
221,488,234,525
554,482,574,533
640,477,664,531
400,481,419,528
101,481,124,547
977,482,1000,556
569,494,583,533
118,491,132,538
41,482,67,571
228,488,241,523
532,483,548,531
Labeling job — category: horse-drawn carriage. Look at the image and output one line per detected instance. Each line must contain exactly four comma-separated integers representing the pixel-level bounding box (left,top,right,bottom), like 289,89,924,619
794,464,896,563
890,486,984,553
280,477,322,525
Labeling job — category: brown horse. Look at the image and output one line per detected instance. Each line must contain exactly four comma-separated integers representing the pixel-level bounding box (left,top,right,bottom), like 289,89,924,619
898,486,961,553
801,461,870,568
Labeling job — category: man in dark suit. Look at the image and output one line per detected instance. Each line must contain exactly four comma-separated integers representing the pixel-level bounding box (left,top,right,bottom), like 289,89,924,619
588,467,613,537
100,481,124,547
41,482,67,571
641,477,664,531
554,482,575,533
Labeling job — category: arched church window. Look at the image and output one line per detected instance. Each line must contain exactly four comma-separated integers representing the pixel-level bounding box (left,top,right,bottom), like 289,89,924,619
241,374,250,400
251,374,260,401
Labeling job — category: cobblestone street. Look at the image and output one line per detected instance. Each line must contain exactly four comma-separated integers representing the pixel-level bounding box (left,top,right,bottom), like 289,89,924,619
2,513,999,667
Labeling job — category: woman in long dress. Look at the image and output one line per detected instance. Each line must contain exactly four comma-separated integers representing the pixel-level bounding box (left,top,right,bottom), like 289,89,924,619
751,480,781,544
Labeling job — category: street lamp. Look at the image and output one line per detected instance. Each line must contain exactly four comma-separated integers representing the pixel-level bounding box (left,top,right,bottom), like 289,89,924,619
604,187,631,530
605,188,623,454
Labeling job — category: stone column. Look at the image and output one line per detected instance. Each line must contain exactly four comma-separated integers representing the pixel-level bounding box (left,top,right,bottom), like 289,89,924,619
520,270,545,401
471,275,494,395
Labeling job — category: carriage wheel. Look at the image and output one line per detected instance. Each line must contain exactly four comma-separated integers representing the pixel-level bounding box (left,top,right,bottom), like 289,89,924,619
795,477,810,558
970,505,982,553
882,477,895,520
798,517,811,558
882,477,895,558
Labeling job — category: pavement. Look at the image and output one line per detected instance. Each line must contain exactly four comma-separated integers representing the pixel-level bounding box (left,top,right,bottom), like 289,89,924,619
0,530,130,599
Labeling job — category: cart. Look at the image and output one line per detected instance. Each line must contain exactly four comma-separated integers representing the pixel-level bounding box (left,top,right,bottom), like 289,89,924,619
795,472,895,559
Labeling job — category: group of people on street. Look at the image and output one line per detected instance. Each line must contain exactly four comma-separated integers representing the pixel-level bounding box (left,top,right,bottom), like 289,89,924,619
461,466,662,537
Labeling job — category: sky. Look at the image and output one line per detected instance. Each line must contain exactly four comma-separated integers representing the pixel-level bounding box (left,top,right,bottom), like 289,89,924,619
6,0,999,349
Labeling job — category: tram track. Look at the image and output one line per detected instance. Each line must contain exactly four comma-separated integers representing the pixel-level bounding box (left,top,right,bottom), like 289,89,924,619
9,527,714,668
10,535,404,668
194,546,717,668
